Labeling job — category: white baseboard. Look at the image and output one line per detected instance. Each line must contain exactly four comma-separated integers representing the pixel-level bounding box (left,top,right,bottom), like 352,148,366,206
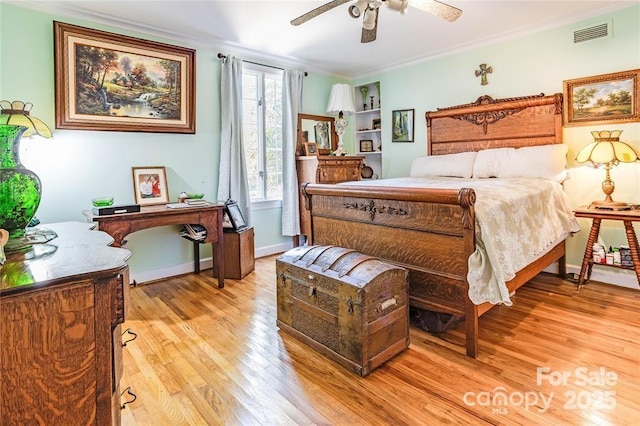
130,257,214,284
130,241,294,284
133,250,638,290
254,241,294,259
545,262,639,290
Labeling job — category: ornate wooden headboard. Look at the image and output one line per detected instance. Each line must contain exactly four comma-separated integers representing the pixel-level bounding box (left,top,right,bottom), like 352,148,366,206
425,93,563,155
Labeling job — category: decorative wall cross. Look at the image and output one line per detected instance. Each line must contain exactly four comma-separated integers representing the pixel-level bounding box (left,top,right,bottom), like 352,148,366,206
475,64,493,85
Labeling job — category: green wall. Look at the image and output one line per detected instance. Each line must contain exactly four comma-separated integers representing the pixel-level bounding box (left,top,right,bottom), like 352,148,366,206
0,3,337,281
355,4,640,285
2,2,639,286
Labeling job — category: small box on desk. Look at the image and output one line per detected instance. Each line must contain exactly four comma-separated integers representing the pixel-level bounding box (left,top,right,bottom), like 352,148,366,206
213,226,255,280
92,204,140,216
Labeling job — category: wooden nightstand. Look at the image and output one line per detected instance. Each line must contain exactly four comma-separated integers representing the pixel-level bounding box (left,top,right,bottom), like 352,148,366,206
574,206,640,290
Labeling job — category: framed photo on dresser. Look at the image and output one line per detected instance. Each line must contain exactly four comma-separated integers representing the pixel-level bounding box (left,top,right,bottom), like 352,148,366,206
303,142,318,156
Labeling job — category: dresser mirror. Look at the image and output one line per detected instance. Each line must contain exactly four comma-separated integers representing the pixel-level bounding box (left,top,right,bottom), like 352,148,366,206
297,113,337,155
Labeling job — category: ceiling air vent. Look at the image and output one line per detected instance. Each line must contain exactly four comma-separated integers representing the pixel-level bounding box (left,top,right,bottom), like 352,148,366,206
574,23,609,43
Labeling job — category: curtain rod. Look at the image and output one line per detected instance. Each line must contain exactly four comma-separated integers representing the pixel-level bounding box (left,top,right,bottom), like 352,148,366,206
217,53,307,76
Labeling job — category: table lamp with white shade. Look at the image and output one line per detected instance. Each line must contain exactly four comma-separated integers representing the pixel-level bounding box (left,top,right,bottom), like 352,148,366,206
326,83,356,156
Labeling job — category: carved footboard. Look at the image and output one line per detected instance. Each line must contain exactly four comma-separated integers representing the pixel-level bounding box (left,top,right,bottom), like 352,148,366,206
301,183,480,351
302,182,567,358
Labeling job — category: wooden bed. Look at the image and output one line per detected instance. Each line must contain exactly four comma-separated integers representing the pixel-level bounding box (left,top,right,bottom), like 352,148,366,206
301,93,566,358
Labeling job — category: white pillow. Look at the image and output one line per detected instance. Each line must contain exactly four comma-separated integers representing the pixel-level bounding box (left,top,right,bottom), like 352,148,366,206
500,144,568,182
410,151,478,178
472,148,517,178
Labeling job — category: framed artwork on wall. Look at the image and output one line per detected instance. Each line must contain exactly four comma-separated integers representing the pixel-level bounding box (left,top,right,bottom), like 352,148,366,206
391,109,414,142
54,21,196,133
563,69,639,127
132,166,169,205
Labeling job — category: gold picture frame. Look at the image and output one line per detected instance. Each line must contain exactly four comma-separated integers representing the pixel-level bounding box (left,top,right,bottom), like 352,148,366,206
54,22,196,133
563,69,639,127
303,142,318,156
132,166,170,205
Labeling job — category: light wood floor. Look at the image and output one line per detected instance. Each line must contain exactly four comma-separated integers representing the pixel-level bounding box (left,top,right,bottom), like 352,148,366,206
121,255,639,425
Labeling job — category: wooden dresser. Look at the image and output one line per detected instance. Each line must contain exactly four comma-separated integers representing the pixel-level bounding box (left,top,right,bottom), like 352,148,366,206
296,155,364,244
1,222,131,425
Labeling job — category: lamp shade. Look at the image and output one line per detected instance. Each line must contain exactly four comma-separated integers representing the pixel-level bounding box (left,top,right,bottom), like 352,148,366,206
575,130,639,166
575,130,639,209
0,100,53,139
326,84,356,116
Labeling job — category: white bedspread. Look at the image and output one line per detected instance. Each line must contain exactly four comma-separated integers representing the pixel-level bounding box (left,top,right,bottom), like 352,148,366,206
341,177,580,306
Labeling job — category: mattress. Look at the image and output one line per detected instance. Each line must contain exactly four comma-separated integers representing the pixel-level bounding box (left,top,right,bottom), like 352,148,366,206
341,177,580,305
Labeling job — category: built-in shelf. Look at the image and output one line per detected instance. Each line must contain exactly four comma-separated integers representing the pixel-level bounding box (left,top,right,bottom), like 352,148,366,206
355,108,381,115
354,81,382,179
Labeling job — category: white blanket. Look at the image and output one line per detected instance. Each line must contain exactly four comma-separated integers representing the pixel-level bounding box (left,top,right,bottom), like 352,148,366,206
341,177,580,305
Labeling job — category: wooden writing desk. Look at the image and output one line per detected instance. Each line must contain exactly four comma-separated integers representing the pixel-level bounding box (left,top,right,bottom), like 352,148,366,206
90,203,225,288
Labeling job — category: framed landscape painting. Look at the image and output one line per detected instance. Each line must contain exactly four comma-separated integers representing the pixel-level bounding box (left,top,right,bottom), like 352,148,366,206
54,22,196,133
563,69,639,127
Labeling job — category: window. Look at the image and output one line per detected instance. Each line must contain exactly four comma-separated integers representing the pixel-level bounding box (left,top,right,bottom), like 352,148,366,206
242,64,283,201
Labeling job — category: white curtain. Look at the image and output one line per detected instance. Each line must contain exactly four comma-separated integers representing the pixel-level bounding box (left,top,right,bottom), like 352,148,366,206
217,55,251,225
281,70,305,236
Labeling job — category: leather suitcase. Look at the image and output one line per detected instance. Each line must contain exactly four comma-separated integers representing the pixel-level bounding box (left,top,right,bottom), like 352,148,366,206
276,245,409,376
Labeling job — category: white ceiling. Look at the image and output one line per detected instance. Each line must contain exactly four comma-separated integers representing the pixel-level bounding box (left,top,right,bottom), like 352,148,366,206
16,0,638,77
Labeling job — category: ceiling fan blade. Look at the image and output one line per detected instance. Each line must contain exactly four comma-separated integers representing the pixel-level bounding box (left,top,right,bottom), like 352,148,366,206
291,0,352,26
408,0,462,22
361,9,379,43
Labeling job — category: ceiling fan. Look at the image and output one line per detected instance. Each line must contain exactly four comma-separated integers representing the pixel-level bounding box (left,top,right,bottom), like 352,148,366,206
291,0,462,43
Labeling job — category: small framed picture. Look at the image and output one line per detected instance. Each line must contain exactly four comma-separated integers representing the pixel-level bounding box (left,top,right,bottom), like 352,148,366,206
372,118,381,130
360,139,373,152
225,201,247,230
132,166,170,205
391,109,415,142
303,142,318,156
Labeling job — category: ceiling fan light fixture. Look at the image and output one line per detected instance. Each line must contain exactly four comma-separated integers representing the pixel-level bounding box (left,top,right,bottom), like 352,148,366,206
349,0,369,18
408,0,462,21
362,6,378,30
291,0,462,42
385,0,408,14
